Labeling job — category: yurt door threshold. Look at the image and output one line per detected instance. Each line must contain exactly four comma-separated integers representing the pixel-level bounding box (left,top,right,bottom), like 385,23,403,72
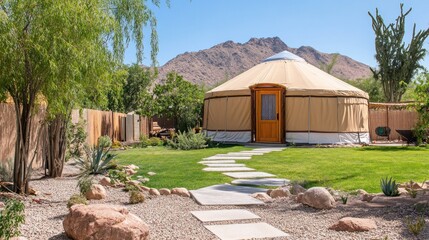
252,85,284,143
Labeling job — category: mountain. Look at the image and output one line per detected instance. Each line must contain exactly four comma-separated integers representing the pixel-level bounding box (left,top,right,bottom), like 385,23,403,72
157,37,372,87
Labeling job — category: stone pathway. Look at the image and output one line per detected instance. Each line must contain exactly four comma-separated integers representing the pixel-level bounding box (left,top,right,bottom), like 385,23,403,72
190,147,290,239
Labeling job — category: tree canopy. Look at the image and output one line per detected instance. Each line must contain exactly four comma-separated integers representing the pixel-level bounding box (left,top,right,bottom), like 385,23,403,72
368,4,429,102
0,0,163,193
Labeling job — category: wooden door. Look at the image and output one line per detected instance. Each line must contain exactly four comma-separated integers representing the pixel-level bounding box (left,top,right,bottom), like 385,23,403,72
255,89,281,142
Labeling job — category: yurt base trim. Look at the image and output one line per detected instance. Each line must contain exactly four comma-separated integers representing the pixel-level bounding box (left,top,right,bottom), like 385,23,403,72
205,130,369,144
286,132,370,144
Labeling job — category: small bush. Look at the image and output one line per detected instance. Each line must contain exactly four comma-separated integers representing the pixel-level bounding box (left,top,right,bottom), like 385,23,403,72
129,190,145,204
0,199,25,239
124,183,140,192
111,140,122,149
406,188,418,198
139,135,149,148
406,216,426,237
108,169,129,184
380,177,400,196
167,129,208,150
77,145,116,176
0,159,13,182
67,194,88,208
98,135,112,148
67,115,88,160
77,175,93,196
149,137,162,146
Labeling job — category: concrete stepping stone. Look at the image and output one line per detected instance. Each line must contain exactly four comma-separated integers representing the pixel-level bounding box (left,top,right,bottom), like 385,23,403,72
237,151,265,155
231,178,290,187
205,222,289,240
191,209,260,222
216,153,261,157
203,156,251,160
198,160,236,164
197,184,267,194
190,185,266,206
223,172,276,179
203,167,254,172
253,148,285,151
203,163,246,167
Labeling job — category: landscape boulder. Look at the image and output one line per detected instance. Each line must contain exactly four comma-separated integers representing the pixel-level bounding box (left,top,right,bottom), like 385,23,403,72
251,192,272,202
290,184,306,195
140,186,150,192
99,177,112,187
270,188,291,198
171,188,190,197
159,188,171,195
125,169,137,176
149,188,160,196
63,204,149,240
329,217,377,232
85,184,107,200
125,164,139,170
297,187,335,209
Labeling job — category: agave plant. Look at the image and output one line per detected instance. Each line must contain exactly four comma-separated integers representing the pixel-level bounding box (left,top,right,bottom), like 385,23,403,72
77,144,116,176
380,177,400,196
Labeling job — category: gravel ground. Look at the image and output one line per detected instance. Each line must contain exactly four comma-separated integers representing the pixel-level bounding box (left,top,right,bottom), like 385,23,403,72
12,176,427,240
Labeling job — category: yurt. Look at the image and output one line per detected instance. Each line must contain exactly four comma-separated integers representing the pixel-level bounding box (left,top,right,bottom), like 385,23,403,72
203,51,370,144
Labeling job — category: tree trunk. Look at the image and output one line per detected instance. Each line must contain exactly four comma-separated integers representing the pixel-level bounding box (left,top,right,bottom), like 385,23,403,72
43,114,68,178
13,101,32,194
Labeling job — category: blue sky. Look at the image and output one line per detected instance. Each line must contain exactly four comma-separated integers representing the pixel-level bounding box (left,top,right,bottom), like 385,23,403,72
124,0,429,69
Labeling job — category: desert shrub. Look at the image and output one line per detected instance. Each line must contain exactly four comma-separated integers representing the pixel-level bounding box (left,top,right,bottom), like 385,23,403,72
380,177,400,196
67,194,88,208
66,115,88,160
0,159,13,182
406,216,426,237
149,137,162,146
124,183,140,192
108,169,129,184
77,175,93,195
77,145,116,176
0,199,25,239
129,190,145,204
98,135,112,148
111,140,122,149
139,135,150,148
167,129,208,150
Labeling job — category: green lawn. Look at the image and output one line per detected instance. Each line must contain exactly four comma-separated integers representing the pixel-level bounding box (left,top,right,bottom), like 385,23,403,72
244,146,429,193
114,145,248,189
115,145,429,193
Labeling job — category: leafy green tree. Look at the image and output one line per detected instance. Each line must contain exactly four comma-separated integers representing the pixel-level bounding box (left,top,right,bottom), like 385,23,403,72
345,77,385,102
414,73,429,144
0,0,162,192
368,4,429,102
123,65,153,113
150,72,204,132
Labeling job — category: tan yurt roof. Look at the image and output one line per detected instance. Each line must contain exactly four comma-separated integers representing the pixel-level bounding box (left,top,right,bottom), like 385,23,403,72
205,51,369,99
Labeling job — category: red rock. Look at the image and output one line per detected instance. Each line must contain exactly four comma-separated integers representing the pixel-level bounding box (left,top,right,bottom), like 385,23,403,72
270,188,290,198
99,177,112,187
85,184,107,200
159,188,171,195
171,188,190,197
329,217,377,232
63,204,149,240
149,188,160,196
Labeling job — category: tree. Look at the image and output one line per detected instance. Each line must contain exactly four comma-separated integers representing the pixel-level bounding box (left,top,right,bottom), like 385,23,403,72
414,73,429,144
345,77,385,102
150,72,204,132
0,0,161,193
368,4,429,102
123,65,153,113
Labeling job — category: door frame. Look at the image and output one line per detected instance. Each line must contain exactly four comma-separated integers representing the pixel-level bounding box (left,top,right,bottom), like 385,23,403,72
250,84,285,143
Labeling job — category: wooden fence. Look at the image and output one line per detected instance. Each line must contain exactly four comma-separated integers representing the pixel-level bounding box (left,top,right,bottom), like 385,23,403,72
0,103,45,167
71,109,150,146
368,103,418,141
